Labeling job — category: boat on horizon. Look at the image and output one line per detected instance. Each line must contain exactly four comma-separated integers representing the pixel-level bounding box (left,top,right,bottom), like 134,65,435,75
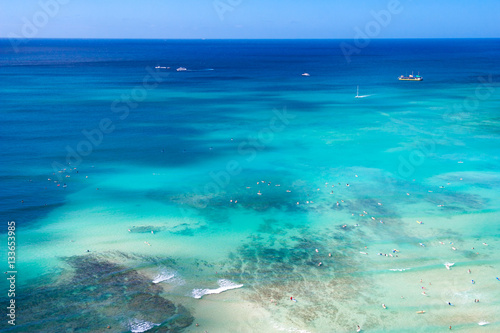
176,67,187,71
399,72,423,81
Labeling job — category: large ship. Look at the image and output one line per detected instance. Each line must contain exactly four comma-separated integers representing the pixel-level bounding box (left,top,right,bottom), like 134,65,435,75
398,72,423,81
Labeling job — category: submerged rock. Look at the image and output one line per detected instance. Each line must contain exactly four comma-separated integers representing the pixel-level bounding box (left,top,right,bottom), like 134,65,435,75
11,254,193,332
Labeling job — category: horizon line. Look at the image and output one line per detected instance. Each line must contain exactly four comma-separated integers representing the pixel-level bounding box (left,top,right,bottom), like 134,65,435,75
1,37,500,41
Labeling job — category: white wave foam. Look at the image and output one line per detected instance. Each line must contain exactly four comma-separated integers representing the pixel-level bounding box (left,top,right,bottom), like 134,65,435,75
478,321,490,326
389,268,411,272
191,279,243,299
128,319,160,333
152,268,185,285
444,262,455,270
152,272,175,284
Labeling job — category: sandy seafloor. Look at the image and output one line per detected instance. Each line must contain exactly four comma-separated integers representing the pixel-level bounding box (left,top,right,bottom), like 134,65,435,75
1,39,499,332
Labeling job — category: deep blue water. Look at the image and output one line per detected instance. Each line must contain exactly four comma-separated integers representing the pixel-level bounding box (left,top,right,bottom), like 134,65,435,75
1,39,500,332
1,39,499,230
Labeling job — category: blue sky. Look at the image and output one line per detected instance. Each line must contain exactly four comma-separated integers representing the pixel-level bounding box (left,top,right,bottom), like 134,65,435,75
1,0,499,39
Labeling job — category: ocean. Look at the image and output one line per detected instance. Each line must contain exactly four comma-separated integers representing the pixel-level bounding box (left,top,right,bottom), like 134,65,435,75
1,38,499,332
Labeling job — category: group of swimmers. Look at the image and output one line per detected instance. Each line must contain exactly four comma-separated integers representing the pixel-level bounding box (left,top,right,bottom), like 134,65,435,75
47,157,497,331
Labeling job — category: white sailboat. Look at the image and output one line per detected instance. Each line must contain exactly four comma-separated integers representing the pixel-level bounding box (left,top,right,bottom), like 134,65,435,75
355,86,370,98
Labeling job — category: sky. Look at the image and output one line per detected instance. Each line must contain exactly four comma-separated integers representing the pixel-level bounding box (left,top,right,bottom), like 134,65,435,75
1,0,499,39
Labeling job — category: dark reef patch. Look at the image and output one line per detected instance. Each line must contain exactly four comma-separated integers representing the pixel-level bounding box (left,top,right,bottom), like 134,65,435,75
9,254,193,332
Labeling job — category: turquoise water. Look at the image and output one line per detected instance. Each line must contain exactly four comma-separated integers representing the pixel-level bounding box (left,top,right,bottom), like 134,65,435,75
1,39,500,332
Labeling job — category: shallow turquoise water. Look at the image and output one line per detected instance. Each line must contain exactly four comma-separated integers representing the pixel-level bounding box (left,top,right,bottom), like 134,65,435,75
1,39,500,332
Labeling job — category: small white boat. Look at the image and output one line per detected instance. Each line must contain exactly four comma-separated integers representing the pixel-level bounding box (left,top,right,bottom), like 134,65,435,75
155,66,167,69
302,73,310,76
176,67,187,71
